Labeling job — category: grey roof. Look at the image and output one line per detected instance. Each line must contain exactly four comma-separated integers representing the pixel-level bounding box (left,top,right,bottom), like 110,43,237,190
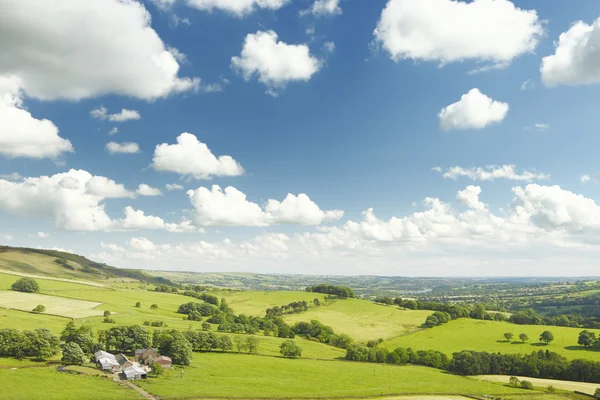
94,350,116,361
123,365,147,379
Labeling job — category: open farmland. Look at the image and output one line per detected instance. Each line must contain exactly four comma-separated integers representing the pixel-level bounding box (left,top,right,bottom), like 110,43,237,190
213,290,328,316
474,375,600,396
381,319,600,361
284,299,432,341
0,291,103,318
138,352,530,399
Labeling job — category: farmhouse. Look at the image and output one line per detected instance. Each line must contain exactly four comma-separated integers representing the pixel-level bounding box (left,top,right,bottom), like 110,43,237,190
94,350,120,372
135,348,158,365
153,355,172,369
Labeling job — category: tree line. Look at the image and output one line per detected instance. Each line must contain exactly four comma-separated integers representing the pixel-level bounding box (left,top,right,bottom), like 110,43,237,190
265,300,311,317
305,284,355,298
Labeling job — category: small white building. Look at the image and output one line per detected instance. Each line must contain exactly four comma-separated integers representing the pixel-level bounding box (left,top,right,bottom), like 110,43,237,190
122,365,147,380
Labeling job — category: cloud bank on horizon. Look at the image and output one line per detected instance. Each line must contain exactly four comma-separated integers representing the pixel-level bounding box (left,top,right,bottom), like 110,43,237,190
1,0,600,276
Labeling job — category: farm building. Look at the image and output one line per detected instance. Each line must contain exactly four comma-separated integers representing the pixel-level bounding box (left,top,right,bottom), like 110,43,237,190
122,365,147,380
115,353,133,368
94,350,120,372
153,355,172,369
135,348,158,365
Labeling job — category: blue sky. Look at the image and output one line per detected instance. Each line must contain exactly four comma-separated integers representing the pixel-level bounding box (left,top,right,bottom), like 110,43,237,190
2,0,600,276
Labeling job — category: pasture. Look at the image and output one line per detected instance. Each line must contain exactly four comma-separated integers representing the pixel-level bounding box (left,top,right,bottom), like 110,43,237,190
284,299,432,341
0,367,136,400
381,319,600,361
138,352,529,398
474,375,600,396
213,290,328,316
0,291,103,318
0,308,68,337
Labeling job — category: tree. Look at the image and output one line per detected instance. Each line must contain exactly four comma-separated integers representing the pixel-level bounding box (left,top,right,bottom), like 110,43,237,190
32,305,45,314
578,330,597,348
234,336,247,353
509,376,520,387
595,388,600,399
169,336,193,366
280,340,302,359
504,333,514,342
103,310,111,317
217,336,233,352
103,317,115,324
520,380,534,390
470,304,487,320
246,337,259,354
61,342,85,365
540,331,555,345
25,328,60,360
11,277,39,293
151,304,158,310
201,322,211,331
423,315,439,328
150,362,164,377
135,302,141,308
547,385,556,393
519,333,529,343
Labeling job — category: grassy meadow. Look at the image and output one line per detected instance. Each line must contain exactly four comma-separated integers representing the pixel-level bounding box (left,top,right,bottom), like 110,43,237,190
138,352,530,399
284,299,432,341
0,291,103,318
0,367,137,400
213,290,328,316
381,318,600,361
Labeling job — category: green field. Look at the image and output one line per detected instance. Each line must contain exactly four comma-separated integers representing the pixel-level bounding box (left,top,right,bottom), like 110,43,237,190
213,290,328,316
381,318,600,361
0,291,103,318
138,352,530,399
0,367,136,400
284,299,432,341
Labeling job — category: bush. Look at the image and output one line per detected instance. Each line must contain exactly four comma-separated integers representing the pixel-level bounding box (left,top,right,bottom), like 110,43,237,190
201,322,211,331
520,380,534,390
151,362,164,377
11,278,39,293
594,388,600,399
150,304,158,310
103,317,115,324
135,302,141,308
103,310,111,317
509,376,520,387
280,340,302,358
31,305,45,314
547,385,556,393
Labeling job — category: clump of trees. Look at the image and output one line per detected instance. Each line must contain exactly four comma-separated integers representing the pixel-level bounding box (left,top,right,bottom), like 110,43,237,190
61,322,97,354
423,311,451,328
182,331,257,355
345,344,449,369
0,328,60,360
152,329,193,365
11,277,39,293
578,330,599,349
61,342,85,365
280,340,302,358
291,320,353,349
144,320,167,327
31,304,45,314
98,326,152,354
265,301,309,318
305,284,354,298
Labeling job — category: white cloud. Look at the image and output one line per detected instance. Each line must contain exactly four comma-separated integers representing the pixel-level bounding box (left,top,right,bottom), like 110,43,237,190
0,76,73,159
85,176,135,199
108,127,119,136
373,0,542,69
166,183,185,191
2,234,13,241
520,79,534,90
0,173,22,181
151,132,244,180
581,175,592,184
456,185,486,211
187,185,343,226
185,0,290,17
231,30,321,95
323,42,336,53
438,88,508,131
106,142,140,154
434,165,550,182
150,0,177,10
121,206,198,233
0,0,198,101
302,0,342,17
91,107,141,122
541,17,600,87
136,184,163,197
29,232,49,239
534,123,549,130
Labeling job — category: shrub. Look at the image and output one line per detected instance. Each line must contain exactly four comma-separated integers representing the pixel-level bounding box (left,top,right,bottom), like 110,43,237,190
520,380,534,390
11,278,39,293
32,305,45,314
595,388,600,399
103,317,115,324
509,376,520,387
547,385,556,393
201,322,211,331
280,340,302,358
135,302,141,308
151,362,164,377
151,304,158,310
103,310,111,317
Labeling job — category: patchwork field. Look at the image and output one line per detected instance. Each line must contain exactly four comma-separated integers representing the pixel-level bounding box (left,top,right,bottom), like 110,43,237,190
284,299,432,341
0,307,69,334
138,352,530,398
0,291,103,318
0,367,137,400
474,375,600,396
381,319,600,361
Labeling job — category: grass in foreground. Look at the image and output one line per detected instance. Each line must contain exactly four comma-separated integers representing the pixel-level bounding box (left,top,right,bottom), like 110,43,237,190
0,367,136,400
138,352,530,398
381,318,600,361
284,299,432,341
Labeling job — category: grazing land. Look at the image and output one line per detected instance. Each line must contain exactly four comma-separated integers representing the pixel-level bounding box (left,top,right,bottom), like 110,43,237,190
0,367,136,400
284,299,432,341
380,318,600,361
0,291,103,318
474,375,600,396
137,352,528,399
213,290,328,316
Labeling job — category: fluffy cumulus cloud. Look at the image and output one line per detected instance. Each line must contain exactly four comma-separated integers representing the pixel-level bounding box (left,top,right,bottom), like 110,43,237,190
106,142,140,154
438,89,508,131
302,0,342,17
0,169,198,232
433,165,550,182
151,133,244,180
373,0,542,69
0,0,198,101
231,31,321,95
91,107,141,122
136,184,163,197
186,185,344,226
185,0,290,17
0,76,73,159
541,17,600,87
95,183,600,275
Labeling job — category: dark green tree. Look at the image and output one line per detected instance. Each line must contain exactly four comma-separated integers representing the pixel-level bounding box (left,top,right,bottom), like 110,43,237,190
169,336,193,366
504,332,514,342
519,333,529,343
279,340,302,358
151,304,158,309
11,277,39,293
135,302,141,308
540,331,555,345
246,337,259,354
103,310,111,317
61,342,85,365
150,362,164,377
32,304,45,314
201,322,211,331
25,328,60,360
578,330,597,348
217,336,233,352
